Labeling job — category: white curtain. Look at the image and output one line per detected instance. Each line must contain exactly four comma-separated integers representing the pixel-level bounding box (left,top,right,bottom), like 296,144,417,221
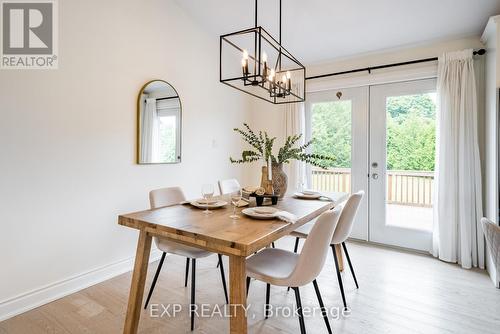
283,83,306,193
433,49,484,269
140,98,159,163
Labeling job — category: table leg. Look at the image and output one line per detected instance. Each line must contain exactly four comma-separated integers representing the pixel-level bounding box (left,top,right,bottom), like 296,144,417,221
123,231,152,334
335,244,344,272
229,255,247,334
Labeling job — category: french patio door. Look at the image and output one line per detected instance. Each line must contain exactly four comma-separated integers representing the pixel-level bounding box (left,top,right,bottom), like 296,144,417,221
369,79,436,251
306,78,436,252
305,87,369,240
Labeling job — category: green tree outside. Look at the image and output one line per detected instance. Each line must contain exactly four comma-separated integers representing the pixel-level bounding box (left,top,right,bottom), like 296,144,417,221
159,116,177,162
311,100,352,168
311,93,436,171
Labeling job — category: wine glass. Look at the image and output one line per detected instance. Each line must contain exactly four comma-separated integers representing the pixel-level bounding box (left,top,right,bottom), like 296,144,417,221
297,181,305,193
229,189,242,219
201,183,214,215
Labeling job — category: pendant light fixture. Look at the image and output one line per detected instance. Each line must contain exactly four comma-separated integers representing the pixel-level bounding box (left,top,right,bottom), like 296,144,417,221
219,0,306,104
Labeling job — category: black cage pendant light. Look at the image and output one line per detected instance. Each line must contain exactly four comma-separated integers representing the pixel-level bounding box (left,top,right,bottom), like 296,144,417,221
219,0,306,104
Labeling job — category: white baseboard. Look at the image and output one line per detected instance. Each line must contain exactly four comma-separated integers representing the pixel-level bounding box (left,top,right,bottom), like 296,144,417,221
0,249,163,322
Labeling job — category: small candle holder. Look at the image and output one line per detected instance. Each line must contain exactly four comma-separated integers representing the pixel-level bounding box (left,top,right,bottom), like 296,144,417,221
250,193,279,206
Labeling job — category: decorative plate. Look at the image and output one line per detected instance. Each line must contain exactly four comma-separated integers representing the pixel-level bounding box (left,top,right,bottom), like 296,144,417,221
190,200,228,209
242,207,280,219
293,192,322,199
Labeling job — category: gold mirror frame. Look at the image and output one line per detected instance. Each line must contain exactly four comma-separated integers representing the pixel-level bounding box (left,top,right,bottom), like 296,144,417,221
136,79,182,164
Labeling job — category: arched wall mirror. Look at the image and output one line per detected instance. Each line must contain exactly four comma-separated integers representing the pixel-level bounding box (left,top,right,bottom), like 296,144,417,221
137,80,182,164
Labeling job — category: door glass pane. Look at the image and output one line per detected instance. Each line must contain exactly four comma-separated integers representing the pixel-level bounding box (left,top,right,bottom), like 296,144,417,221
310,100,352,193
385,93,436,231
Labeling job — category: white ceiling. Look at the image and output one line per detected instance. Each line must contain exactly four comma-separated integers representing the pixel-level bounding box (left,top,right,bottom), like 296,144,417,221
175,0,500,64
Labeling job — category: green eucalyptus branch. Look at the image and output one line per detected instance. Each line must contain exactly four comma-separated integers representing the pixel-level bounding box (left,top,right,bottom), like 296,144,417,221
230,123,336,169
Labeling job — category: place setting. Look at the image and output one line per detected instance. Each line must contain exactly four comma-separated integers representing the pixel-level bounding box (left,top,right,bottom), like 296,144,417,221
293,190,337,201
182,180,298,223
182,183,250,217
182,184,228,214
241,206,297,223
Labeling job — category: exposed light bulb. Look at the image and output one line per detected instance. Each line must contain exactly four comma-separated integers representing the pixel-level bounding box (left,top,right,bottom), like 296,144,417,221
269,68,275,81
262,52,268,63
241,51,249,76
286,71,291,79
282,74,287,83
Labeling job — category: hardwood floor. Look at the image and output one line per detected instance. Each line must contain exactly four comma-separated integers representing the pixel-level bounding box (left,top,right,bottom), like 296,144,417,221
1,239,499,334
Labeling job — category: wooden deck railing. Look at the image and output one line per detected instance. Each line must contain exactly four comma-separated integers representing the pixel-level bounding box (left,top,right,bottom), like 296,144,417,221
312,168,434,207
312,168,352,193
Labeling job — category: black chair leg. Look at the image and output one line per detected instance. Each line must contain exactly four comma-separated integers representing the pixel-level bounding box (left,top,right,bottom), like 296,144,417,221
190,259,196,331
332,245,347,309
292,287,306,334
271,242,276,248
246,276,251,297
293,237,300,253
342,242,359,289
184,258,190,287
288,237,300,292
313,280,332,334
265,283,271,319
217,255,221,268
143,252,166,309
218,254,229,304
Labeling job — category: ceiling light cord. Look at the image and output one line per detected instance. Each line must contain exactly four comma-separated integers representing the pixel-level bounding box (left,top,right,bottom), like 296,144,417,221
254,0,258,28
279,0,282,45
277,0,282,71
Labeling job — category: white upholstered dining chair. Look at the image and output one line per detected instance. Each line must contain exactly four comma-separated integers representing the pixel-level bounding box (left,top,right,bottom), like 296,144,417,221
218,178,241,195
246,207,342,334
290,191,364,309
481,217,500,287
144,186,229,331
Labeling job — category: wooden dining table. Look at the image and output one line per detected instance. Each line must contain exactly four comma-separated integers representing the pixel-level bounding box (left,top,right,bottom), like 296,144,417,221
118,192,348,334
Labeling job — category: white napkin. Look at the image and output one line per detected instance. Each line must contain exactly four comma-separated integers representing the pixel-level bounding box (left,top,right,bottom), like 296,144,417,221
301,190,321,195
180,199,216,206
236,198,249,207
297,191,335,202
274,211,298,224
318,195,335,202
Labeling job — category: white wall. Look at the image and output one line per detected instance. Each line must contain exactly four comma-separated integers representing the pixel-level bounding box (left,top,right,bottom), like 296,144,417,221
482,16,500,287
307,36,484,77
241,98,285,185
0,0,251,319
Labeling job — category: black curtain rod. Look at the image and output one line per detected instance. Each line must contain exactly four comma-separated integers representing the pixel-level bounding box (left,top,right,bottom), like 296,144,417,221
156,96,179,101
305,48,486,81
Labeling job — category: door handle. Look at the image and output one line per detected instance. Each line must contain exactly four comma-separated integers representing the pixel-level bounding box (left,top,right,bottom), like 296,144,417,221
372,173,379,180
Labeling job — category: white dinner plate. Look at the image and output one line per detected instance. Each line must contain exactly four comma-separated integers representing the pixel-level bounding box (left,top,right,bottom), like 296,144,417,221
242,207,280,219
194,198,218,205
302,190,320,195
293,192,322,199
190,200,228,209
